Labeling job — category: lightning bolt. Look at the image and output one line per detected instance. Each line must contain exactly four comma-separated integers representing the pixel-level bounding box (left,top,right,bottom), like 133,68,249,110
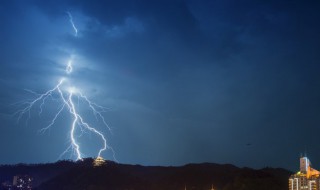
66,11,78,37
14,12,116,162
66,58,73,74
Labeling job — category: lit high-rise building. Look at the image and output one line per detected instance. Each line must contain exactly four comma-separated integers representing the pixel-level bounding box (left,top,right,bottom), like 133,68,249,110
289,156,320,190
13,175,33,190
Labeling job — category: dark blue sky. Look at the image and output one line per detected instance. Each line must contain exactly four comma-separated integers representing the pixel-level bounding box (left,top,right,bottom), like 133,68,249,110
0,0,320,171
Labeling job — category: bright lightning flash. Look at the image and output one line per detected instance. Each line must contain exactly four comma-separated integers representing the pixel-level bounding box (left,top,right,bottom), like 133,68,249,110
67,11,78,37
14,12,116,161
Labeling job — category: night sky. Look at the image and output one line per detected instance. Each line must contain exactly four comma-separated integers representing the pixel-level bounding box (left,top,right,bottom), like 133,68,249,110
0,0,320,171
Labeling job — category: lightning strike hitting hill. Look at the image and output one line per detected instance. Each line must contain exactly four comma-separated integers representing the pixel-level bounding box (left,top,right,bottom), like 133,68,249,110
14,12,116,161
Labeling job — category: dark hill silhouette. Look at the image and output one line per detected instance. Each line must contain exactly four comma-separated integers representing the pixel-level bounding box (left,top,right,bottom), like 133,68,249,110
0,158,291,190
0,160,77,187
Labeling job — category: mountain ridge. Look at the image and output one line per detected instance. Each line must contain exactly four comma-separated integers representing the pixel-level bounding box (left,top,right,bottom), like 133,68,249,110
0,158,292,190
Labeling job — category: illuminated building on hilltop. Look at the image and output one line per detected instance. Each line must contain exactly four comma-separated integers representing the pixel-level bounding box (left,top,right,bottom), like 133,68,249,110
289,156,320,190
93,156,106,167
183,184,215,190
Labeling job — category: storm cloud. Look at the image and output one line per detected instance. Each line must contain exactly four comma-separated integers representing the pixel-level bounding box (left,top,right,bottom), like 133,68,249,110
0,0,320,170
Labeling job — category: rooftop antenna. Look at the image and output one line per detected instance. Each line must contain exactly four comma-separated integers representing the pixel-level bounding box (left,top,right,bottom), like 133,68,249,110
304,146,307,157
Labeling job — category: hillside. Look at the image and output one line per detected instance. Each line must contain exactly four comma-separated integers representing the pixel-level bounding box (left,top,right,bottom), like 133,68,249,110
0,158,291,190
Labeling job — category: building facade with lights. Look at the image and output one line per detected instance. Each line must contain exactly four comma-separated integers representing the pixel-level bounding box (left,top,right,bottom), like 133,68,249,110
289,157,320,190
1,175,33,190
13,175,33,190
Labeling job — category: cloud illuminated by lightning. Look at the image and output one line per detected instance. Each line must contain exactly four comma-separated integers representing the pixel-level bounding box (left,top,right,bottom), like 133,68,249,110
14,12,116,162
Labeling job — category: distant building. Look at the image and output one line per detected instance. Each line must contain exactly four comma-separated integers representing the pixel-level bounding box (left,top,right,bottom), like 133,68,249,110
93,156,106,167
289,156,320,190
184,184,215,190
1,175,32,190
13,175,33,190
1,181,13,190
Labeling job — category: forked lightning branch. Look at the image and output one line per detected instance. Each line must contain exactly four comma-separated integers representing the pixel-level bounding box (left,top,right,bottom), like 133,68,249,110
14,12,115,161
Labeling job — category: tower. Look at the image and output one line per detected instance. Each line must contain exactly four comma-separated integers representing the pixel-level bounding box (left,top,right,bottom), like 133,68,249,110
93,157,105,167
289,156,320,190
300,156,310,173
